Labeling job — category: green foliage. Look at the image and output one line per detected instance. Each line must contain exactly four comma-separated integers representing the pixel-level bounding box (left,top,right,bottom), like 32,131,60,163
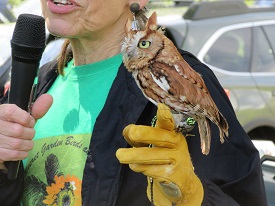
8,0,25,7
245,0,256,6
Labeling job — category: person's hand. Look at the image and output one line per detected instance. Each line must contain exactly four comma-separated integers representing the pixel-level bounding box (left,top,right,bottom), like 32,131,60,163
0,94,53,172
116,103,203,205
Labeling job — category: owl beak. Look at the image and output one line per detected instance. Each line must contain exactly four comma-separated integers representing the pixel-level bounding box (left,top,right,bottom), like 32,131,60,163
123,53,130,61
124,49,133,60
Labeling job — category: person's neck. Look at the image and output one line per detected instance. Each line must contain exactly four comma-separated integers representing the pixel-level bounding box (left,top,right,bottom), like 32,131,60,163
69,12,130,66
70,32,124,65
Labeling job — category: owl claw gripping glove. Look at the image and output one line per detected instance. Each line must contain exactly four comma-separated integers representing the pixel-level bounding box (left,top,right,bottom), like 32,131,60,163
116,103,204,206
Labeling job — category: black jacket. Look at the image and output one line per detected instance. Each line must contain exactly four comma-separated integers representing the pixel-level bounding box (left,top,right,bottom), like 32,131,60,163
0,50,268,206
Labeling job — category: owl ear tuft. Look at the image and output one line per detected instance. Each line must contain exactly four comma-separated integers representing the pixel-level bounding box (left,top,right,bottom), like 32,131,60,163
146,12,158,31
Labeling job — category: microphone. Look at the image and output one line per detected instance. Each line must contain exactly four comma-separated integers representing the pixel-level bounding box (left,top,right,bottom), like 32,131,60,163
5,14,46,180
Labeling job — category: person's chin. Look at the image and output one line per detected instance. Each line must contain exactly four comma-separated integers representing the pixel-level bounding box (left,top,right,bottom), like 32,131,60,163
47,21,74,37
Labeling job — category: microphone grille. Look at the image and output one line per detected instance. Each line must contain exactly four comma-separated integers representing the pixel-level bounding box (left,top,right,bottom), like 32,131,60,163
11,14,46,63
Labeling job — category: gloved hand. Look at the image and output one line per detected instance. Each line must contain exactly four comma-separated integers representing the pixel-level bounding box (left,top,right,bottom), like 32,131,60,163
116,103,203,206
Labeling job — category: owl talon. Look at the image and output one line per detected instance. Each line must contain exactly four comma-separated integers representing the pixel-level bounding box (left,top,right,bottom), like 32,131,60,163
172,113,196,133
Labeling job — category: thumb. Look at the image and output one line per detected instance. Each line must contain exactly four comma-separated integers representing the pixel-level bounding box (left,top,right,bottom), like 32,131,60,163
155,103,175,132
31,94,53,120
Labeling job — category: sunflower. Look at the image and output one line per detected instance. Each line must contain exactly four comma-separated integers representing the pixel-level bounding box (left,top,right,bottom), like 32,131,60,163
43,174,82,206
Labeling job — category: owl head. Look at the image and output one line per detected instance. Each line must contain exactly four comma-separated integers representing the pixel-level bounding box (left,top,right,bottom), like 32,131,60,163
121,12,165,71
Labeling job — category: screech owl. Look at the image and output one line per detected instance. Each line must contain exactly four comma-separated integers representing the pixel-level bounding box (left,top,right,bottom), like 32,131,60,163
121,12,229,155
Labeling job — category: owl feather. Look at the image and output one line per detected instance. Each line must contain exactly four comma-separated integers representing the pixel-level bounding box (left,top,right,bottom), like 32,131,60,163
121,12,229,155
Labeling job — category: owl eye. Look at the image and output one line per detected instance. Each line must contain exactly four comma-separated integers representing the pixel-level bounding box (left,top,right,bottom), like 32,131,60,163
138,40,151,49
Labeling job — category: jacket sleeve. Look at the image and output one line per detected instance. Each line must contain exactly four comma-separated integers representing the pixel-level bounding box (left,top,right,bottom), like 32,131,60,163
200,153,266,206
181,50,268,206
0,161,24,206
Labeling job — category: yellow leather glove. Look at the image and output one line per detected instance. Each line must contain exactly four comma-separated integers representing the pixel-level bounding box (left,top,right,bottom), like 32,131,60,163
116,103,204,206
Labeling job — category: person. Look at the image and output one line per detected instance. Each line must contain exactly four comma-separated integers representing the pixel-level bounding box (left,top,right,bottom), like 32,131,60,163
0,0,268,205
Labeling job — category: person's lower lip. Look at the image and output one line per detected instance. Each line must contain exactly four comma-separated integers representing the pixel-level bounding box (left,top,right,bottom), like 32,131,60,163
47,0,76,14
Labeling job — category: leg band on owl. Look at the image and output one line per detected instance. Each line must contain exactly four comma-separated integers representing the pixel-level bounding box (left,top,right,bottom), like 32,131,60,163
130,3,141,31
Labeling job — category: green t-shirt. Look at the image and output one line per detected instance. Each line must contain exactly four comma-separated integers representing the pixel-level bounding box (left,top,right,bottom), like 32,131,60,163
22,54,122,205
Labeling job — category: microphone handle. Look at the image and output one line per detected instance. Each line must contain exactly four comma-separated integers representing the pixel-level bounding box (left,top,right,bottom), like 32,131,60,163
6,59,38,180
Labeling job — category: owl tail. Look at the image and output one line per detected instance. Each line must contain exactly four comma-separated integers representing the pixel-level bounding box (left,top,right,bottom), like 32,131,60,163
197,118,211,155
217,112,229,144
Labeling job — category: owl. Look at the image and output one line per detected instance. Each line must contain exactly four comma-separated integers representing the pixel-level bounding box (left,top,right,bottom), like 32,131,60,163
121,12,229,155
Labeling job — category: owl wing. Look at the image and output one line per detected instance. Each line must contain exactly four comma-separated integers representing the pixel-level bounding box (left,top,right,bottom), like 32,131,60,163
148,59,219,117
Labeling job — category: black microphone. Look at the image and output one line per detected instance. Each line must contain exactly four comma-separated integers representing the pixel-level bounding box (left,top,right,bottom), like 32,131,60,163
5,14,46,180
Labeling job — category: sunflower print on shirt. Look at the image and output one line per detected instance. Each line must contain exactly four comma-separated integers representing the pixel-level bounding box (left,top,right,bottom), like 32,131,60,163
24,154,82,206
